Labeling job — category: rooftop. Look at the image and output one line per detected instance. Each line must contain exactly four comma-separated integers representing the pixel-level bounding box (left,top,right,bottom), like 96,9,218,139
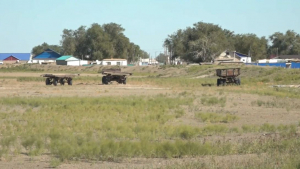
0,53,31,61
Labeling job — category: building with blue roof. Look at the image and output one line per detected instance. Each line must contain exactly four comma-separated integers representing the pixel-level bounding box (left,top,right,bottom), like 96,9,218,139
31,49,61,64
215,50,251,64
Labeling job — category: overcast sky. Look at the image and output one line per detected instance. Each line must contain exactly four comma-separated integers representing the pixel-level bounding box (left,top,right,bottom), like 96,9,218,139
0,0,299,57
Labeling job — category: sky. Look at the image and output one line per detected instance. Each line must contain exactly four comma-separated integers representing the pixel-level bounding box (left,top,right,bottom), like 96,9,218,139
0,0,299,57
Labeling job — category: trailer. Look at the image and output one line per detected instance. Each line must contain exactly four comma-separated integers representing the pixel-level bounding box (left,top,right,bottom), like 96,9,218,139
41,74,79,86
216,68,241,86
101,68,132,85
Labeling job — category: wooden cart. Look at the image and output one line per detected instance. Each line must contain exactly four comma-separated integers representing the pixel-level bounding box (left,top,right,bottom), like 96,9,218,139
41,74,79,86
216,68,241,86
101,68,132,85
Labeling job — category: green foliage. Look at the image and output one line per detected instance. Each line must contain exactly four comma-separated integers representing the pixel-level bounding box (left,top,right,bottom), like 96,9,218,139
31,42,63,56
50,158,61,168
0,64,44,72
251,98,300,110
269,30,300,56
156,53,168,63
201,96,226,107
233,34,268,61
164,22,234,62
33,23,150,62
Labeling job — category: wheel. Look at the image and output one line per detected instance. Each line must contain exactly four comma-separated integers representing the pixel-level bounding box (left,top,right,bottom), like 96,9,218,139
223,79,227,86
102,76,106,84
60,79,65,85
236,78,241,85
45,78,51,85
220,79,226,86
53,79,58,86
123,78,127,84
102,76,108,85
68,79,72,85
217,79,220,86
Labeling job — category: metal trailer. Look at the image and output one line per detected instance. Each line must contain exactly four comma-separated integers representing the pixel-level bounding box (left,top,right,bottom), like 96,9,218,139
41,74,79,86
101,68,132,85
216,68,241,86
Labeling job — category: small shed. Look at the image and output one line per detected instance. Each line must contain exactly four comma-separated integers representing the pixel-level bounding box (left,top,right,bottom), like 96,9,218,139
102,59,127,66
56,56,79,66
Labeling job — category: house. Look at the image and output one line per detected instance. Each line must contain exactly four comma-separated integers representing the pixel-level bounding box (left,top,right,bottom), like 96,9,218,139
214,51,246,64
101,59,127,66
234,52,251,63
56,55,88,66
0,53,31,64
139,58,158,65
31,49,61,64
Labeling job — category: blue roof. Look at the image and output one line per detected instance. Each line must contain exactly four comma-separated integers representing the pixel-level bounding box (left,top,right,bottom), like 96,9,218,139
33,49,61,60
235,52,250,58
0,53,31,61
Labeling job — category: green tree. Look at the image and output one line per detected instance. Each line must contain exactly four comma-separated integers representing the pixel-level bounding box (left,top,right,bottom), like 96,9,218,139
61,29,76,55
155,53,168,63
269,30,300,56
164,22,233,62
31,43,62,56
233,34,268,61
32,22,149,61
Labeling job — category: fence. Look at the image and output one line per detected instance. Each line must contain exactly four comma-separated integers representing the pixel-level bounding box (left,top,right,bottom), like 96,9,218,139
245,63,287,68
291,63,300,68
246,62,300,69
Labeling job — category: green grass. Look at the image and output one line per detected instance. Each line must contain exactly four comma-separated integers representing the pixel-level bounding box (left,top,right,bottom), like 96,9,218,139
251,98,300,110
1,64,300,167
201,96,226,107
195,112,238,123
0,94,298,161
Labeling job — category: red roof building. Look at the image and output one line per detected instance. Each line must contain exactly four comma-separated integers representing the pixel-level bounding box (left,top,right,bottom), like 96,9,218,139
4,55,19,61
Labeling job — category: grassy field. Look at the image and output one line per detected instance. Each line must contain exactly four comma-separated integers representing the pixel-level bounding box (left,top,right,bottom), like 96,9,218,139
0,64,300,168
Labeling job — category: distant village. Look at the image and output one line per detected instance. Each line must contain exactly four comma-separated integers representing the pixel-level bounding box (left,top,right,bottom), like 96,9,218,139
1,48,300,69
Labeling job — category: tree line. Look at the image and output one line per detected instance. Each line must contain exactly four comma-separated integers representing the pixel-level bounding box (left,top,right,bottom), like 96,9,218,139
32,23,149,62
32,22,300,63
163,22,300,62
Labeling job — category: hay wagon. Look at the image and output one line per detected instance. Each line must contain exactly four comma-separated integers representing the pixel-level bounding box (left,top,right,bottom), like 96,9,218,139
41,74,79,86
101,68,132,85
216,68,241,86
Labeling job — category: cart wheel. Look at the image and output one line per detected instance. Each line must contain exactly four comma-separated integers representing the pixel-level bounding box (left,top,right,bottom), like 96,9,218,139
60,79,65,85
102,76,108,85
217,79,220,86
220,79,226,86
45,78,51,85
68,79,72,85
123,78,127,84
237,78,241,85
223,80,227,86
53,79,58,86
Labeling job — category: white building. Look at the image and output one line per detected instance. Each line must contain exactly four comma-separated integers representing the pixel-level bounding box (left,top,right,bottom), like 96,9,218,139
56,55,88,66
139,58,158,65
102,59,127,66
258,59,286,63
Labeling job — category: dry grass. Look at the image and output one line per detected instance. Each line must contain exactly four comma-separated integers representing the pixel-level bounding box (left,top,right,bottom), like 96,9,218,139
0,64,300,168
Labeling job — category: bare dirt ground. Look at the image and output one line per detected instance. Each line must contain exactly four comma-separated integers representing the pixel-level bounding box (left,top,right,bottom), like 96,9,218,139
0,71,299,168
